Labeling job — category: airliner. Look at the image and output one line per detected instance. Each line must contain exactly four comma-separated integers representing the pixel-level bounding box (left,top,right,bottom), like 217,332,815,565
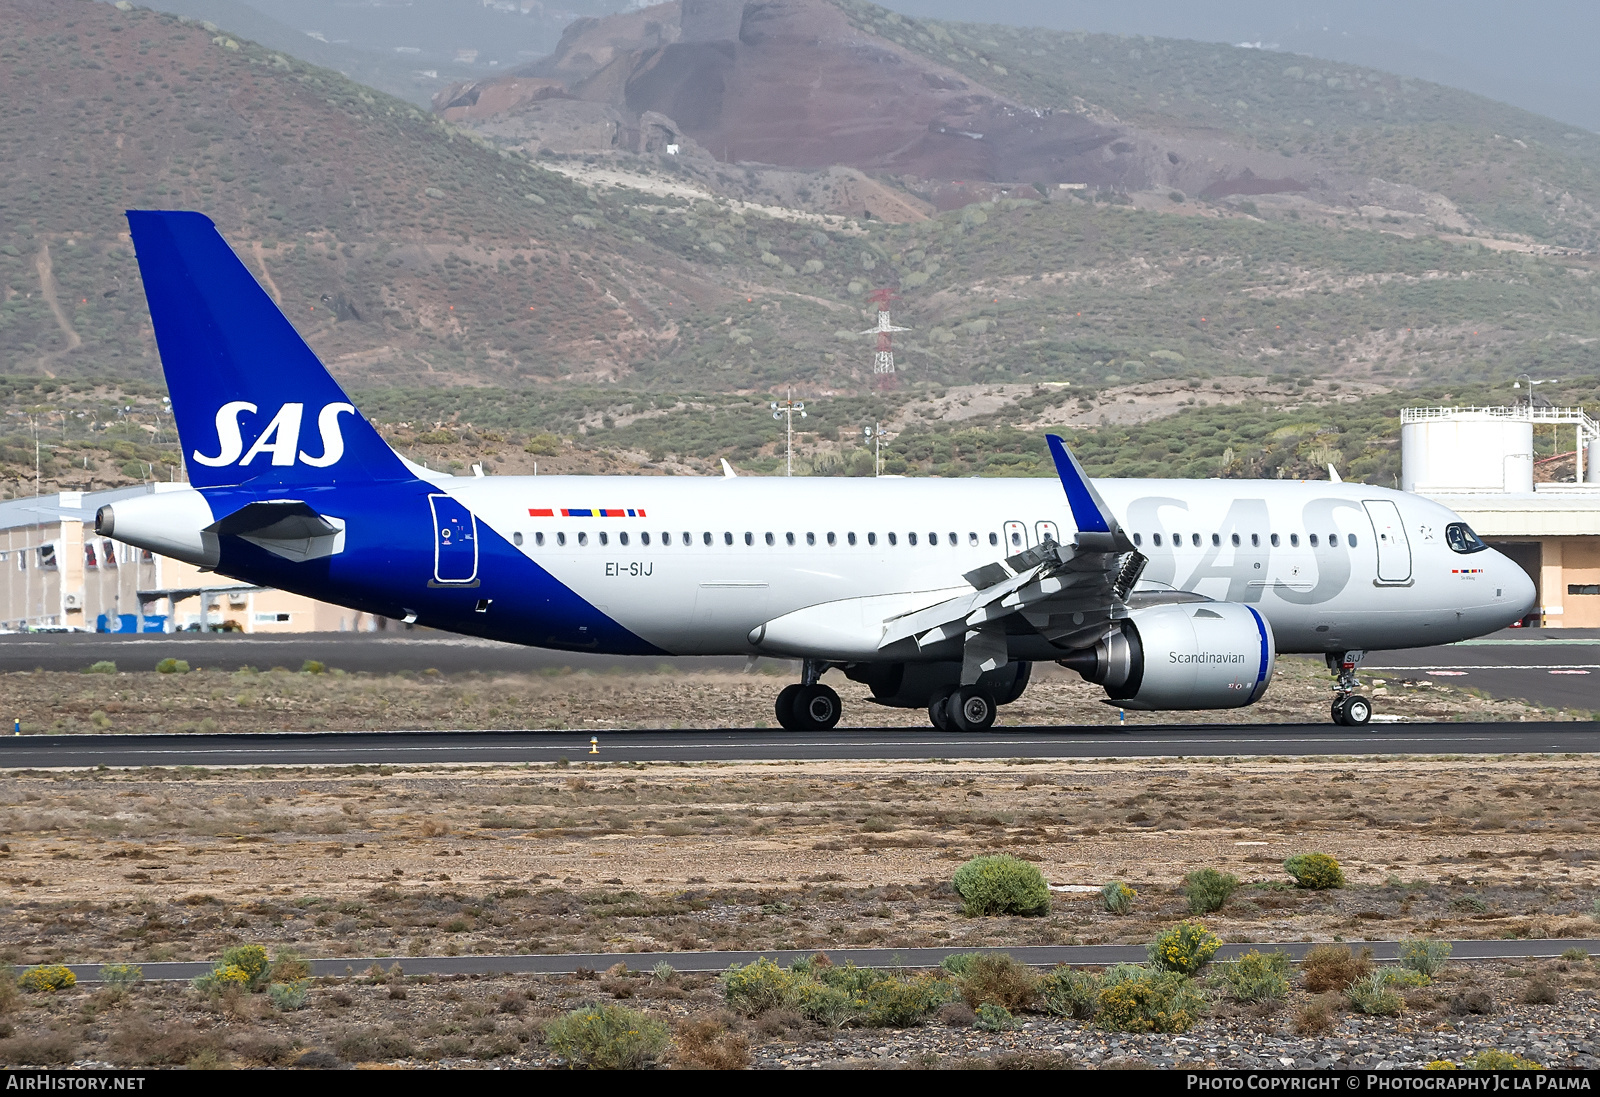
96,212,1537,731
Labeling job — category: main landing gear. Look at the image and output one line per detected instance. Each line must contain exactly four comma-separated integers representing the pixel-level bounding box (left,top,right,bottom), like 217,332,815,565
928,686,997,733
1327,650,1372,727
775,659,842,730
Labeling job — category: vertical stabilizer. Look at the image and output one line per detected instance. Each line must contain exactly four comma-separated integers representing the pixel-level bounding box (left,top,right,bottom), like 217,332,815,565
126,210,408,489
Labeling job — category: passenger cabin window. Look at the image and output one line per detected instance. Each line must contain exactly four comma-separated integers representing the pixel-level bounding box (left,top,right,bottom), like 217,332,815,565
867,533,876,545
1347,534,1357,547
765,532,774,546
1289,534,1299,547
1445,522,1488,554
599,532,609,546
744,532,753,546
1009,530,1022,547
1308,534,1318,547
825,533,834,546
989,532,999,546
724,532,734,545
968,532,978,545
1192,533,1201,547
785,532,795,545
577,532,588,546
908,532,918,546
1152,533,1162,547
513,532,523,546
619,532,629,546
1231,533,1240,547
703,532,712,545
557,532,567,546
536,532,545,547
1133,533,1143,546
848,532,857,546
1251,534,1260,547
641,532,651,546
683,532,691,546
888,533,898,546
1328,533,1338,547
1270,533,1279,547
1212,533,1221,546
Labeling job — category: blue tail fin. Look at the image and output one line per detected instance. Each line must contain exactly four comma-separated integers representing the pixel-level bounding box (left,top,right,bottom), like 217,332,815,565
127,210,409,489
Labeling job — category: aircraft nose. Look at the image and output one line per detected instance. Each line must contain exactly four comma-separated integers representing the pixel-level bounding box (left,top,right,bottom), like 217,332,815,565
1501,555,1537,622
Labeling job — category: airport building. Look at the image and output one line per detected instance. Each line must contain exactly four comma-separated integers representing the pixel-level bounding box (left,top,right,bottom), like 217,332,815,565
1404,405,1600,628
0,485,385,634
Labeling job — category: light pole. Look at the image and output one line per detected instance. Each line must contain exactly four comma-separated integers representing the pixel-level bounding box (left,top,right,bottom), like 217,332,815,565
771,390,806,476
863,423,890,477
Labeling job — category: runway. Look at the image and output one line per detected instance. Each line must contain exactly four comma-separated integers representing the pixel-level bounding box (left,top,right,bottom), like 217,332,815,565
1367,628,1600,713
1,721,1594,769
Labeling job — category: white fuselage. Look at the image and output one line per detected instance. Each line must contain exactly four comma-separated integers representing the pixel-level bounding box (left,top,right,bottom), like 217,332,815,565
437,473,1534,657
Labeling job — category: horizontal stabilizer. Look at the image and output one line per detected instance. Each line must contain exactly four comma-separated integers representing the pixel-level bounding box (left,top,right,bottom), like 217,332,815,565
205,500,345,563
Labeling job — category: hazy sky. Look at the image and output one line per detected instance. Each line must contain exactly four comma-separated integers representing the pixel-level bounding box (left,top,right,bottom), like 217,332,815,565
881,0,1600,133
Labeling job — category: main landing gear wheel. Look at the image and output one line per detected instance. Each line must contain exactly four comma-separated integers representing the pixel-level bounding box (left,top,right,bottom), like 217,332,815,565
928,690,954,731
1333,695,1373,727
948,686,997,733
775,684,804,730
783,684,841,731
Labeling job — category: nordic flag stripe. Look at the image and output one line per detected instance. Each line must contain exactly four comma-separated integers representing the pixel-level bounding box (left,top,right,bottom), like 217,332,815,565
532,508,647,518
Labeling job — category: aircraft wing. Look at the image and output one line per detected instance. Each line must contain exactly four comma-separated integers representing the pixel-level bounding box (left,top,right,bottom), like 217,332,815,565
880,435,1146,683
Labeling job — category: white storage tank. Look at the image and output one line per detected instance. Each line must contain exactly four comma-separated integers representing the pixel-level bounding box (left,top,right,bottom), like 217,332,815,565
1401,409,1533,494
1588,438,1600,484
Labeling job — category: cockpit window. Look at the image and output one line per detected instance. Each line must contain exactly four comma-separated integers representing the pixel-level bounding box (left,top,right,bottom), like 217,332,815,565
1445,522,1487,554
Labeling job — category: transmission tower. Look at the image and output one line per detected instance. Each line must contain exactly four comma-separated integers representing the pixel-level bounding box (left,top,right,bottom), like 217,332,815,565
861,288,908,388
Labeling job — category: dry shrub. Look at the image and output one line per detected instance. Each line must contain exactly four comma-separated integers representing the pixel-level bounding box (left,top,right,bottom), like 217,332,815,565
110,1018,221,1065
334,1027,414,1062
958,955,1039,1012
1301,945,1371,993
672,1019,750,1070
1449,987,1495,1015
1292,992,1341,1036
227,1032,298,1065
1518,978,1559,1006
419,819,451,837
0,1032,79,1066
937,1001,977,1027
752,1008,803,1037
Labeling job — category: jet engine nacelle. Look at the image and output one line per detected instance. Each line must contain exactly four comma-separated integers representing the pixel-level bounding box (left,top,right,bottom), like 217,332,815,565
1059,602,1274,710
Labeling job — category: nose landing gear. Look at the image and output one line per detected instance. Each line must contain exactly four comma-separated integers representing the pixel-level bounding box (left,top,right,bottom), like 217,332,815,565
1327,650,1372,726
774,659,842,730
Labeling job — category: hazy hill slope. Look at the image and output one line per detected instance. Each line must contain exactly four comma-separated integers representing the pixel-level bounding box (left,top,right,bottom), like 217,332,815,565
0,0,786,386
835,0,1600,250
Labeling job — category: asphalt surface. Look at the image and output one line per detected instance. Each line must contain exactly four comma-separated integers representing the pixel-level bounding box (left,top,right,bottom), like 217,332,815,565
2,721,1595,769
63,939,1600,982
0,632,766,675
1366,628,1600,713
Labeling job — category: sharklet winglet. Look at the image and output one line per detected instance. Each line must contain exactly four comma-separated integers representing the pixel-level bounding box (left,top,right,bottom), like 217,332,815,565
1045,433,1120,538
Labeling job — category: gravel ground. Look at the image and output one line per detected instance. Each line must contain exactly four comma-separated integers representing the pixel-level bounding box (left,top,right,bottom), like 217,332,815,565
2,959,1595,1069
1,654,1566,736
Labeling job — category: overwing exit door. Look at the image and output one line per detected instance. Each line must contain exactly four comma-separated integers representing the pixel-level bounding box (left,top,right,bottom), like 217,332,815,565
1363,499,1412,584
1003,521,1029,552
430,494,479,584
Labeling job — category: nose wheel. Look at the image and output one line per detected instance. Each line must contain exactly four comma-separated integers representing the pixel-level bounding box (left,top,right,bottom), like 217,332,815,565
1332,694,1372,726
1327,650,1373,726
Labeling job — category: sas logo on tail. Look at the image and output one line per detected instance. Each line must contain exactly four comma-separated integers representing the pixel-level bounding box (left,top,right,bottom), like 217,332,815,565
193,402,356,468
